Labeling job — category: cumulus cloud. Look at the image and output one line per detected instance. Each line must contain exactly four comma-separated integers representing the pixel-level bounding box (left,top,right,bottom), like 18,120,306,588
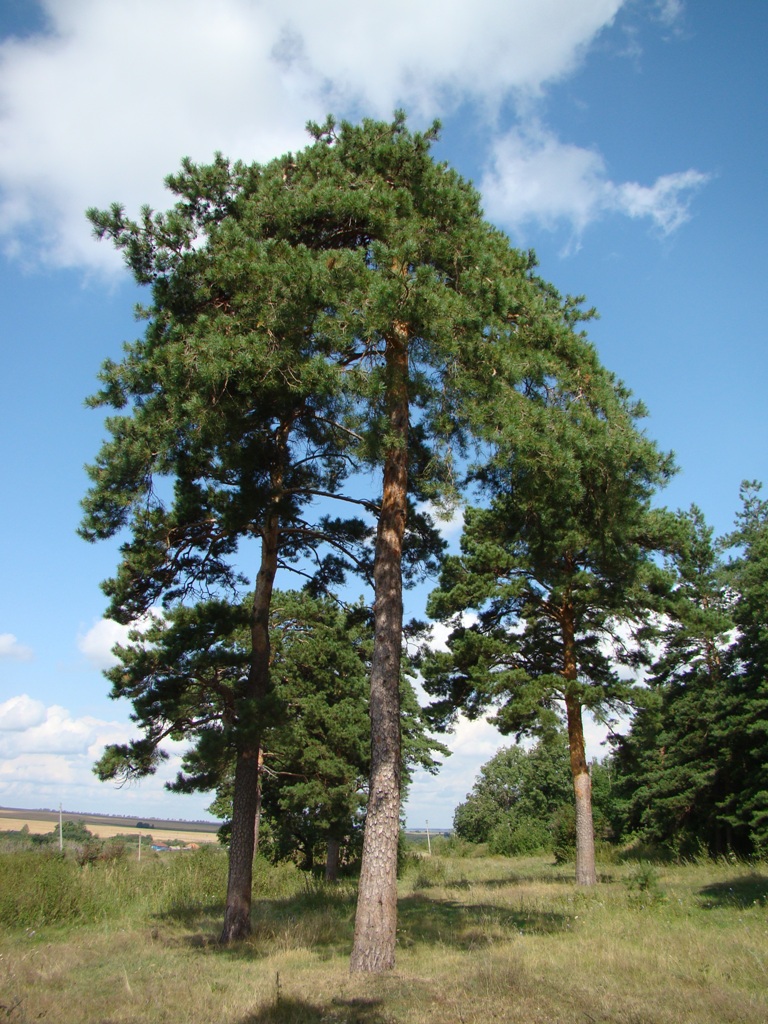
0,0,630,268
481,122,709,241
0,695,199,816
77,614,159,671
77,619,133,671
0,694,47,731
0,696,125,756
0,633,34,661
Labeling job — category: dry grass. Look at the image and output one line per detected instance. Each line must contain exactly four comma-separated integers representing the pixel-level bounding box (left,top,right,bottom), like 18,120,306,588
1,851,766,1024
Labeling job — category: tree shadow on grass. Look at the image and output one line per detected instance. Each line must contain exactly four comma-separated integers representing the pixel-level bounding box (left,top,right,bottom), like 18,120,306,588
697,873,768,909
236,995,390,1024
157,889,357,958
397,893,568,950
473,870,615,888
477,873,568,888
155,887,569,959
153,899,224,927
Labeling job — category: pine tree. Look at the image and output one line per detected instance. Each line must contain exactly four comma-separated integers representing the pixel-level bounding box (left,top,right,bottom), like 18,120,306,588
611,492,768,858
82,153,369,941
610,506,735,854
84,112,586,965
719,483,768,851
424,360,675,884
279,114,575,970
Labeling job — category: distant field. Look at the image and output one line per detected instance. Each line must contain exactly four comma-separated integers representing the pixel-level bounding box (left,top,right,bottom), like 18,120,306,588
0,807,220,845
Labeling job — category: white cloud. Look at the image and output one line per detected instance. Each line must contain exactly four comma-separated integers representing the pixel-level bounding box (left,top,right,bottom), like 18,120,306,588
0,0,631,269
77,614,159,671
656,0,684,28
418,501,465,544
481,122,709,241
610,170,710,233
77,618,132,671
0,696,126,756
0,633,34,661
0,694,206,817
0,694,46,731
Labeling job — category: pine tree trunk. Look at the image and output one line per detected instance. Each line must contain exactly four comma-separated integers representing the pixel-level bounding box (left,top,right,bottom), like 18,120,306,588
220,749,260,941
253,747,263,856
563,607,597,886
325,838,341,882
220,511,279,943
350,327,408,974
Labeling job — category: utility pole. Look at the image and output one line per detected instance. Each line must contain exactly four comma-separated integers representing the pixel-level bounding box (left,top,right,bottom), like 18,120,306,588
59,803,63,852
426,819,431,856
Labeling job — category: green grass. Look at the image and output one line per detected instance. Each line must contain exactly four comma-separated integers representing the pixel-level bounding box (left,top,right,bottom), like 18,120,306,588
1,848,766,1023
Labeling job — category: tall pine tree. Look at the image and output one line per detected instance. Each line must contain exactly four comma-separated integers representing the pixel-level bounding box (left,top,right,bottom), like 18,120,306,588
424,359,675,884
720,483,768,851
84,113,595,966
82,152,369,941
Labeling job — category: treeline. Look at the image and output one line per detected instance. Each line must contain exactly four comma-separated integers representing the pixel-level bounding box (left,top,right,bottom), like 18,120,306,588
448,488,768,861
80,112,763,970
609,490,768,858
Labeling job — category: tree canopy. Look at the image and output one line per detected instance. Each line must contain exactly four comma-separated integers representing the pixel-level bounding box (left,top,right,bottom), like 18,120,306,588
84,112,592,966
611,487,768,857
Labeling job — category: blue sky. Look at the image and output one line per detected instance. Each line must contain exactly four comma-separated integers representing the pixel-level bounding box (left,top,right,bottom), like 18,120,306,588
0,0,765,828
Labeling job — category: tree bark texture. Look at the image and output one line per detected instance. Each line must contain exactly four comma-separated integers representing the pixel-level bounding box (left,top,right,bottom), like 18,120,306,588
220,749,260,942
253,746,264,856
350,328,408,973
563,608,597,886
220,511,279,943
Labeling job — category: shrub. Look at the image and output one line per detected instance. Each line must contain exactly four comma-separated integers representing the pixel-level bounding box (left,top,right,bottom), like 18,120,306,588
488,817,551,857
429,834,480,858
623,861,667,906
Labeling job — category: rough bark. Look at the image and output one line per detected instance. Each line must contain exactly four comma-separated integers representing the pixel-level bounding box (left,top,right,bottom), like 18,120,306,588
220,749,260,941
350,327,408,974
220,511,279,943
563,606,597,886
253,746,263,856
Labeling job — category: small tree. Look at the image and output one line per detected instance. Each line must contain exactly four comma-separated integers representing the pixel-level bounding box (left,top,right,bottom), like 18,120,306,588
52,819,93,844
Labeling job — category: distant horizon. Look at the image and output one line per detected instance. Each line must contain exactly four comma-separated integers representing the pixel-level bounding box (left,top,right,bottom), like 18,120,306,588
0,805,454,834
0,805,221,827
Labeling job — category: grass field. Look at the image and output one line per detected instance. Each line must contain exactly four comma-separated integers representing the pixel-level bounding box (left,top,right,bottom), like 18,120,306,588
1,846,766,1024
